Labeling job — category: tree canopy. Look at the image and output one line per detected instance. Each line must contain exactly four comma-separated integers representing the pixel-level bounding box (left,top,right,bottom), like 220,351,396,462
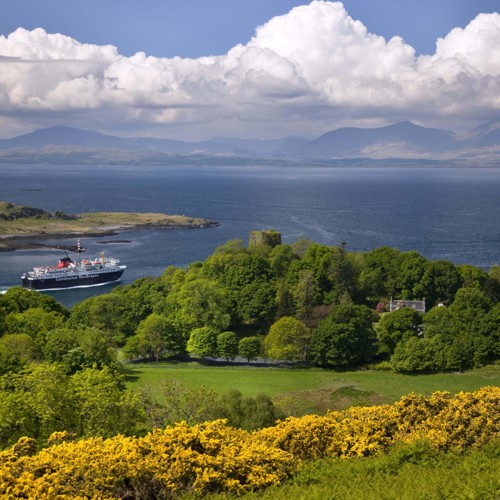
1,237,498,376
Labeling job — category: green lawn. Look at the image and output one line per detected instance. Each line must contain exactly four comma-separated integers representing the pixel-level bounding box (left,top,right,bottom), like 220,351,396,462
124,361,500,414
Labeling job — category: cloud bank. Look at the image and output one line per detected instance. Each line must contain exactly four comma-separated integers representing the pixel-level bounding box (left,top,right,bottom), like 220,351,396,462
0,1,499,139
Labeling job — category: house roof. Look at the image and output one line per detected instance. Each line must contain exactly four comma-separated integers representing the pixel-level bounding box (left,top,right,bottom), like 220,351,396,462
389,299,426,313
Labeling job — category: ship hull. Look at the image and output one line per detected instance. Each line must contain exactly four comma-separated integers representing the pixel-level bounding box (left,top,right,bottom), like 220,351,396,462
22,268,125,291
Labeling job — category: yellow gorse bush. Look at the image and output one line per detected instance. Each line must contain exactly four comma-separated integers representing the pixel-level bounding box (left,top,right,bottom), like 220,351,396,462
0,387,498,498
0,420,298,499
259,404,400,460
394,387,500,450
260,387,499,460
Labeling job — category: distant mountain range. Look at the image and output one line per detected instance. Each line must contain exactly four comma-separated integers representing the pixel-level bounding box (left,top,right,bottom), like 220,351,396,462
1,120,499,165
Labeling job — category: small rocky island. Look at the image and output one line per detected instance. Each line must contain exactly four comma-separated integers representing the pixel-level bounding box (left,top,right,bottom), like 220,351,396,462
0,201,218,251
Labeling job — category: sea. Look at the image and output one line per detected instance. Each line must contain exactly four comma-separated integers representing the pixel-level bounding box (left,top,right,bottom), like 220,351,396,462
0,164,499,308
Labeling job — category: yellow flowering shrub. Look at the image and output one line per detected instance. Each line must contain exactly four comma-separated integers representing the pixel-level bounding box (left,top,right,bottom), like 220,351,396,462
257,388,500,461
394,391,453,438
0,420,298,499
46,431,75,447
259,405,399,460
395,386,500,451
258,414,340,460
329,405,399,458
0,387,499,498
0,435,140,499
136,420,299,496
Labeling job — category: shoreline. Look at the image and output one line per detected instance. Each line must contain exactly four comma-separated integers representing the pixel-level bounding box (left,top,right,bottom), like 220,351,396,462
0,221,220,252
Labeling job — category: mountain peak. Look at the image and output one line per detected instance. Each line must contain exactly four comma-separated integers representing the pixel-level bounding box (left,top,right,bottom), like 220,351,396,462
0,121,499,162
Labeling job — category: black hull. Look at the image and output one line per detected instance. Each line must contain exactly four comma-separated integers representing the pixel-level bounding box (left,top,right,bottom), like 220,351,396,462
22,269,125,291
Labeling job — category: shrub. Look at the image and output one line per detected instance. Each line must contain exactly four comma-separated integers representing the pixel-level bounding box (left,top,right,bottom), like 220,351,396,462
1,387,499,498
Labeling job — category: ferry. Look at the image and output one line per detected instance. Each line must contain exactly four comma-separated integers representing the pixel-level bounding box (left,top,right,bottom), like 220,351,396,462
21,241,126,291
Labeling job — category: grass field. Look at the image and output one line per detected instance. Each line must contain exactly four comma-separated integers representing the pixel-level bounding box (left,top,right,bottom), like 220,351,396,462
124,361,500,414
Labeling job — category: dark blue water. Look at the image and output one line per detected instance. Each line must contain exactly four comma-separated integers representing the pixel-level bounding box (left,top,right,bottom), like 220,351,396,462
1,164,499,307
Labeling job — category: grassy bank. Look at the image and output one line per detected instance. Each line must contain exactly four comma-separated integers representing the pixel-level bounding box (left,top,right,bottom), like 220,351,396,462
125,361,500,414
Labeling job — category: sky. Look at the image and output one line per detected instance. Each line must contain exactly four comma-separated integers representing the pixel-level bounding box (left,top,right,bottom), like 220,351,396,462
0,0,499,140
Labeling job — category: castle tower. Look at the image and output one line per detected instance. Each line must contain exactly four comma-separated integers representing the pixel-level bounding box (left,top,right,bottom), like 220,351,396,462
249,230,281,248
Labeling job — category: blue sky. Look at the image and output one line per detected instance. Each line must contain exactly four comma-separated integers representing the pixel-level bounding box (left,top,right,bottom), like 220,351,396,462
1,0,497,57
0,1,499,139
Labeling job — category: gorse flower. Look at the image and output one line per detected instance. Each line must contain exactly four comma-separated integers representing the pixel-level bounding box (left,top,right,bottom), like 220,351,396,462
0,387,498,498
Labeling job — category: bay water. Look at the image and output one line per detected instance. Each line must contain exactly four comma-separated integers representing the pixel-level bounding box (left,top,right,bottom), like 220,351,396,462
0,164,498,307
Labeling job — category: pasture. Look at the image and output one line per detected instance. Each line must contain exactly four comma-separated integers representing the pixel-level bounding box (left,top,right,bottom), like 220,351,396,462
125,361,500,414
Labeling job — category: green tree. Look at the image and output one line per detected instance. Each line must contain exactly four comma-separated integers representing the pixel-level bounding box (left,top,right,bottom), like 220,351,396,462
263,316,310,362
268,244,299,278
449,288,492,324
203,250,276,328
68,367,143,438
0,382,34,447
160,266,187,290
326,246,357,304
186,327,218,359
164,279,231,337
0,310,5,337
238,336,261,362
301,243,337,296
5,307,66,352
396,251,429,300
444,332,475,372
201,241,248,282
110,277,171,326
474,303,500,363
124,313,184,361
67,277,170,343
68,294,133,341
0,364,71,445
485,265,500,302
216,389,284,430
77,327,118,370
213,239,247,255
275,279,296,318
138,379,220,429
391,336,441,373
233,280,276,332
0,286,68,316
60,348,89,375
422,306,459,345
291,239,314,258
311,305,377,368
0,364,144,447
483,275,500,303
217,331,239,362
420,260,461,307
0,334,38,375
458,264,489,290
358,246,401,299
376,307,423,356
292,269,321,326
42,327,79,363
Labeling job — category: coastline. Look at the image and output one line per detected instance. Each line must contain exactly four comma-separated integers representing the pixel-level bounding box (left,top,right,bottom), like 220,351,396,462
0,221,219,252
0,201,220,252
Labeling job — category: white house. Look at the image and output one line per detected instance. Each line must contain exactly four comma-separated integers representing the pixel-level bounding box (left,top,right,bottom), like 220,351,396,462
389,298,426,313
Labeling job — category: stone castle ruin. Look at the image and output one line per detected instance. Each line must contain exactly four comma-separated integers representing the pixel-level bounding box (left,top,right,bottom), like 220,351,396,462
249,230,281,248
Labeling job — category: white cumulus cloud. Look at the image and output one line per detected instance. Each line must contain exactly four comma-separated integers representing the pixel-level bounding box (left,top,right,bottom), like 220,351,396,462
0,1,499,139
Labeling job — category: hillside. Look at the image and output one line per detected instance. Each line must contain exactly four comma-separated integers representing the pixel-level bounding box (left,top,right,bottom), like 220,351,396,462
1,120,500,164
